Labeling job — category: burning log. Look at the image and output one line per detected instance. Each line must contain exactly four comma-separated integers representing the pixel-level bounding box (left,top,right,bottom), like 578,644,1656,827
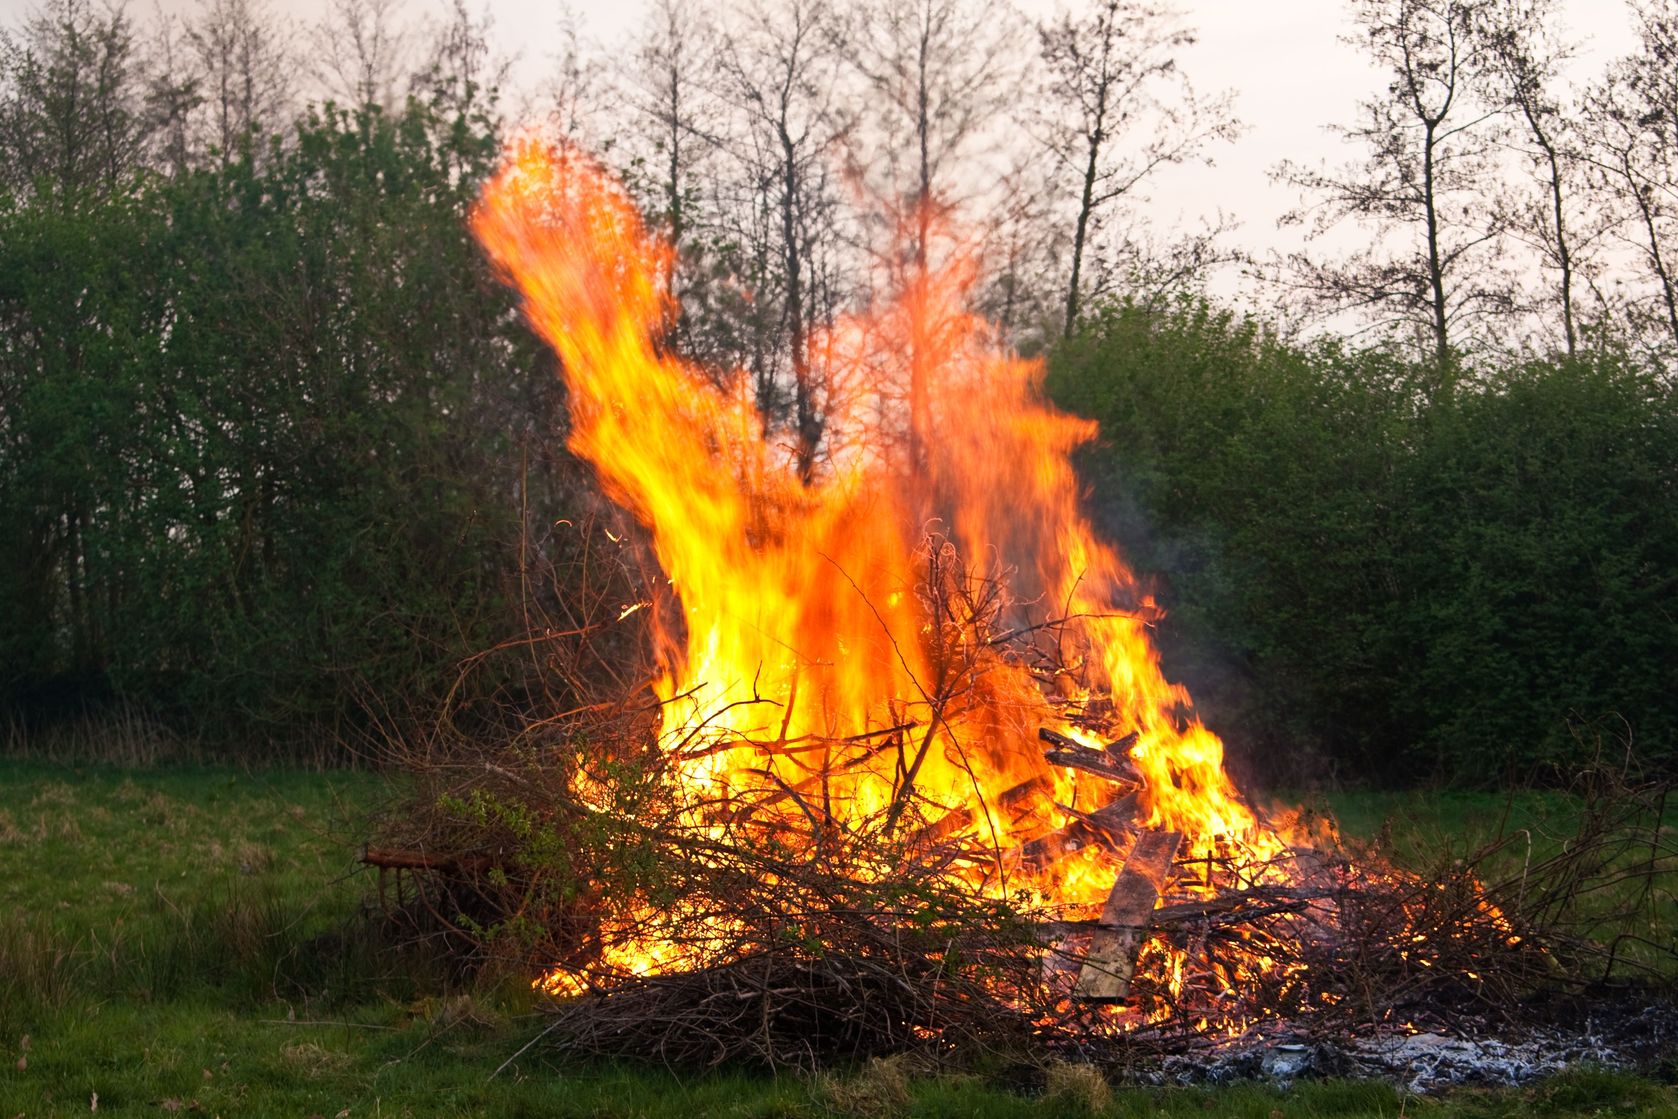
998,775,1053,812
1074,829,1182,1001
905,806,974,853
1042,747,1139,785
1038,727,1141,784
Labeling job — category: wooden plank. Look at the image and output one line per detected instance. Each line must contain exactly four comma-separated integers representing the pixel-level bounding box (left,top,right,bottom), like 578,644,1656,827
1073,829,1182,1001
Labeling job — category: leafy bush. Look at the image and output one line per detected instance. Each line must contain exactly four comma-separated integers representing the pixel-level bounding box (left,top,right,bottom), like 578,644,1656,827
0,101,581,756
1047,298,1678,784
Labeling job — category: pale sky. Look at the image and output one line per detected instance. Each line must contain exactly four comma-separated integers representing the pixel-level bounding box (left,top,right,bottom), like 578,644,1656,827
497,0,1637,270
0,0,1644,303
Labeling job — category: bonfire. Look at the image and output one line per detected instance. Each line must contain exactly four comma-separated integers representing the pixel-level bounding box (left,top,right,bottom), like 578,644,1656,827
366,140,1674,1073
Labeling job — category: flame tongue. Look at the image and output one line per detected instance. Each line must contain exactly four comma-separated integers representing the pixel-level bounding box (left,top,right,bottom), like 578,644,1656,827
473,141,1272,912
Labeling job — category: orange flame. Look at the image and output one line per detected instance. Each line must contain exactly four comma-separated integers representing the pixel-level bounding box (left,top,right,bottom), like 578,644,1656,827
473,141,1285,988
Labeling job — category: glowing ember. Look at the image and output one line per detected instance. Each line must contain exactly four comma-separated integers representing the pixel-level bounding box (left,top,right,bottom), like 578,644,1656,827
472,140,1294,1008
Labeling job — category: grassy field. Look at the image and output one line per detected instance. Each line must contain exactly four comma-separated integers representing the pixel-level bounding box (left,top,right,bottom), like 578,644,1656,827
1,761,1674,1118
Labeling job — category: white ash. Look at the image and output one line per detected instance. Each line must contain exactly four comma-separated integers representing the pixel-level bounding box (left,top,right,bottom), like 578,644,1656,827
1144,1019,1642,1094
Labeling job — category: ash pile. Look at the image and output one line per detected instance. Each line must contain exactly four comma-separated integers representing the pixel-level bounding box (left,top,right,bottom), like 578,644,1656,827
1149,996,1678,1092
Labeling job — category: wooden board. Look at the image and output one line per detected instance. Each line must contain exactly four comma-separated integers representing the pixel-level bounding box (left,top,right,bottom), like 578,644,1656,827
1073,829,1182,1001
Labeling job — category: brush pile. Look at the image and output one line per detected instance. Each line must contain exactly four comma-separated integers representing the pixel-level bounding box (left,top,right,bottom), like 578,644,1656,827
365,576,1676,1070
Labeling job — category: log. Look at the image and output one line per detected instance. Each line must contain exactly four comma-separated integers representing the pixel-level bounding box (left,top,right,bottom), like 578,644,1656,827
1039,728,1142,784
1043,748,1139,785
905,806,974,852
361,845,494,875
1074,829,1182,1001
997,775,1052,814
1037,726,1084,752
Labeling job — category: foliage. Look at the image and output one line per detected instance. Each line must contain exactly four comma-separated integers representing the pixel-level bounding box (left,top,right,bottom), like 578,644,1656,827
2,0,1673,786
0,96,580,756
1047,298,1678,785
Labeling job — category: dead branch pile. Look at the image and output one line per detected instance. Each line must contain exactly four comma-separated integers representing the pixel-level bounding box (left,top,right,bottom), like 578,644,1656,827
368,716,1675,1069
363,529,1677,1068
539,925,1040,1069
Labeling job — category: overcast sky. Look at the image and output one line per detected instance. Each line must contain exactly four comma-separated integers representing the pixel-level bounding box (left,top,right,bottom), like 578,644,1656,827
0,0,1644,304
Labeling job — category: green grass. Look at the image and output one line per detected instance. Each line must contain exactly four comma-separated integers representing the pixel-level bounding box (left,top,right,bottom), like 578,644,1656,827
0,761,379,931
2,762,1675,1117
0,762,403,1023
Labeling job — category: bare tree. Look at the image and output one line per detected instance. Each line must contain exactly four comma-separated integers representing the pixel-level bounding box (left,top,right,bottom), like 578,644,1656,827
624,0,725,349
1478,0,1602,357
186,0,293,161
539,6,604,143
1037,0,1240,338
846,0,1020,254
143,8,201,176
844,0,1021,470
975,152,1063,342
719,0,850,482
0,0,149,197
1579,0,1678,356
313,0,409,111
1276,0,1508,380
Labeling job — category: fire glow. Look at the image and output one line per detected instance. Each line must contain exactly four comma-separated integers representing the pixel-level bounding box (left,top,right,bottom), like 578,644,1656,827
472,141,1313,1021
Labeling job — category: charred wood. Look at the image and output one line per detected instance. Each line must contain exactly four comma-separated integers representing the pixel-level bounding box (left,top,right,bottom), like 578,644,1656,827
1000,792,1140,874
1038,727,1142,784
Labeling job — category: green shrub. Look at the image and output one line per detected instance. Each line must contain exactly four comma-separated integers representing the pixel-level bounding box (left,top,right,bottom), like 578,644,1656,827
1047,298,1678,784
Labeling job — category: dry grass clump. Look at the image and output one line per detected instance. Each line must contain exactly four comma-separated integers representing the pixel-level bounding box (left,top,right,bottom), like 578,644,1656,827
279,1040,352,1077
1,703,198,766
816,1055,918,1117
1042,1061,1111,1115
415,993,504,1034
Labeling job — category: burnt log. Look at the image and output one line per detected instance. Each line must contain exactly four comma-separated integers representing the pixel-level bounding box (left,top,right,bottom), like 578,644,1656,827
1038,727,1142,784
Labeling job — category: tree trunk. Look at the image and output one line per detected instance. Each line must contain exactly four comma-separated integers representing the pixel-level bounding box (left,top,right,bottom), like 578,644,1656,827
1422,120,1452,379
1524,103,1576,357
1064,118,1104,340
1631,177,1678,353
779,123,817,483
906,7,933,475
